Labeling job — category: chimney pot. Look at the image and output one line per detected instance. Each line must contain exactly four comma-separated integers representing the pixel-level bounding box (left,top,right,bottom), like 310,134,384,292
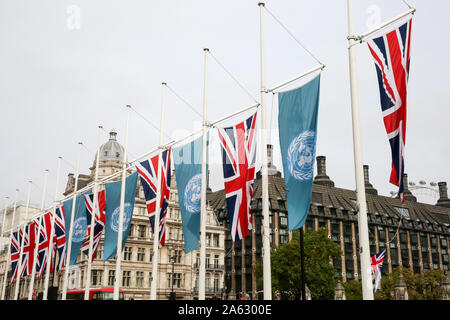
437,182,450,208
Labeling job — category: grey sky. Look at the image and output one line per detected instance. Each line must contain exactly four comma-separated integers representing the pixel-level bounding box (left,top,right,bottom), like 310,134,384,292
0,0,449,210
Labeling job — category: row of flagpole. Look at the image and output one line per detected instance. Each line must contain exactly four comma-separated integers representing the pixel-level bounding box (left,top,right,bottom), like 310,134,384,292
0,1,326,301
0,1,416,301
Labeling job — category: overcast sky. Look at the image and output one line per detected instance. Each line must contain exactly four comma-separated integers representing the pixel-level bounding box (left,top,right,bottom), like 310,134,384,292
1,0,449,211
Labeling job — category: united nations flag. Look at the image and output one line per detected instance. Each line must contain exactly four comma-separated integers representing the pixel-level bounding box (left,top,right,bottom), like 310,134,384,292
278,74,321,230
173,134,208,253
63,190,91,266
103,171,138,261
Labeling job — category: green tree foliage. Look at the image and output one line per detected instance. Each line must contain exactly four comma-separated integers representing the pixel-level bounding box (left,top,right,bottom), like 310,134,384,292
374,267,446,300
255,228,341,300
343,280,362,300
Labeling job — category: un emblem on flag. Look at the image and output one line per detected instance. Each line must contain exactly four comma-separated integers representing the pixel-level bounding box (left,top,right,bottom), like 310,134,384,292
184,174,202,214
287,130,316,181
72,217,87,243
111,203,133,232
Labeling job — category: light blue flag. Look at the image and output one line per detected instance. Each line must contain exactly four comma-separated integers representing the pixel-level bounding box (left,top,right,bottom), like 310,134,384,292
173,134,208,253
63,189,91,266
278,74,321,231
103,171,138,261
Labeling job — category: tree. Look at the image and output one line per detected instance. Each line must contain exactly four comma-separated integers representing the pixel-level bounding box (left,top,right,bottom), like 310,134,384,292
255,228,341,300
343,280,362,300
374,267,446,300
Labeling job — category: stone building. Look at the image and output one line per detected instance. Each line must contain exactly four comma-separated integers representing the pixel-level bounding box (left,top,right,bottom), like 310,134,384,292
0,129,226,300
208,146,450,299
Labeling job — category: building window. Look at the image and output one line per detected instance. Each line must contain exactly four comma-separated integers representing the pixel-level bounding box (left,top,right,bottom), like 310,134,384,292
91,270,103,286
279,214,288,227
136,271,144,288
170,249,182,264
206,233,211,247
137,248,145,261
205,273,210,290
213,234,220,247
206,254,210,267
123,247,132,261
214,274,220,292
168,273,182,289
138,225,146,238
214,255,219,268
108,270,115,286
122,271,131,287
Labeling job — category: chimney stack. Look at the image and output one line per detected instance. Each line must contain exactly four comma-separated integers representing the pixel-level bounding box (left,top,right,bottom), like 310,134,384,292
313,156,334,187
437,182,450,208
363,165,378,195
402,174,417,202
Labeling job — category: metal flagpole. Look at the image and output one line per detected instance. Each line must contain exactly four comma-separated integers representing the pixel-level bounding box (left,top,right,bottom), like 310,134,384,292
61,142,83,300
28,169,49,300
14,182,31,300
114,106,131,300
346,0,374,300
13,223,26,300
1,189,18,300
84,126,103,300
150,84,166,300
258,2,272,300
43,156,62,300
1,197,9,236
199,48,209,301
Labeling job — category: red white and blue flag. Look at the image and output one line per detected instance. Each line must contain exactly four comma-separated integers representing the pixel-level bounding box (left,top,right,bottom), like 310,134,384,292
53,205,66,273
136,148,172,248
371,249,386,293
217,112,257,243
10,229,22,282
81,190,106,260
368,19,412,202
19,222,36,278
36,212,55,278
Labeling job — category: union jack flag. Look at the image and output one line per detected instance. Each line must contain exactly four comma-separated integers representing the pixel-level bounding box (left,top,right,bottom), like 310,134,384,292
368,19,412,202
10,229,22,282
371,249,386,274
53,205,66,273
20,222,36,278
371,249,386,293
81,189,106,260
136,148,172,248
36,212,55,278
217,111,257,243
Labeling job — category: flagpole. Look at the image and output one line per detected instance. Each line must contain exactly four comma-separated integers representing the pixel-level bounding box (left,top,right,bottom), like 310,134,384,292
61,141,83,300
1,197,9,237
113,106,131,300
28,169,49,300
150,84,166,300
258,2,272,300
346,0,374,300
199,48,209,301
1,189,18,300
14,223,26,300
14,182,31,300
43,156,62,300
84,125,103,300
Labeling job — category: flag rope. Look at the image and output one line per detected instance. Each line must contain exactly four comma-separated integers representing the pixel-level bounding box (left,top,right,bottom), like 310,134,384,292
165,83,203,119
207,50,259,104
263,5,323,66
129,105,171,140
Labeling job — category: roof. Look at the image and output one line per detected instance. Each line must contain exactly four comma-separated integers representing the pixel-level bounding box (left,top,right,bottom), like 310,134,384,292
207,169,450,232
